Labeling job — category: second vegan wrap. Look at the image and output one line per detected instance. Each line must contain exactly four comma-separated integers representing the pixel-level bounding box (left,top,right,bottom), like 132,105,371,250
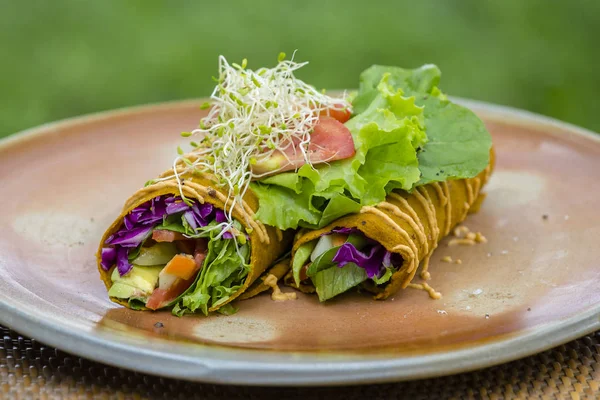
290,150,494,301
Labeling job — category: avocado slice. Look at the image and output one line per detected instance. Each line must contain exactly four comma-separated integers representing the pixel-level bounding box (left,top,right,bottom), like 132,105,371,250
109,265,163,299
108,282,140,299
131,242,178,266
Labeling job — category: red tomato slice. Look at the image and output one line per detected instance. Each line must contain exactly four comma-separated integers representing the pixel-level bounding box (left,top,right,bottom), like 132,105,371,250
320,105,352,123
145,238,209,310
251,116,355,176
152,230,186,242
146,269,201,310
146,277,193,310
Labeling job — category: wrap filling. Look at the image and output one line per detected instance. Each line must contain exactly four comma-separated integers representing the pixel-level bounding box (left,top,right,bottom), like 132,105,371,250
100,195,249,315
292,227,402,301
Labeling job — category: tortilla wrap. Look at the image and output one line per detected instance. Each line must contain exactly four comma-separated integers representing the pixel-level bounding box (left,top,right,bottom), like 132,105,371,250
290,148,495,299
97,169,292,312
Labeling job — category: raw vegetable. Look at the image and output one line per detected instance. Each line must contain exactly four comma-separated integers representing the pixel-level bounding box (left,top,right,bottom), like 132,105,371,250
252,64,492,230
313,263,368,302
131,242,178,266
293,230,403,301
101,194,250,315
251,117,355,176
173,224,250,316
161,254,198,280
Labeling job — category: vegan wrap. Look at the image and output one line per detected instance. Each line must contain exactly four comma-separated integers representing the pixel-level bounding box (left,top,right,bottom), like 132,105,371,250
97,169,291,315
96,54,356,315
290,150,494,301
248,63,495,302
97,53,495,312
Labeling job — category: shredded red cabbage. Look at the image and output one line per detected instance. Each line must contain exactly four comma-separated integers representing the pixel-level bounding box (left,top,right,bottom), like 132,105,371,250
105,225,153,247
101,195,234,276
215,209,227,223
330,231,403,279
116,247,131,276
100,247,117,270
165,201,189,215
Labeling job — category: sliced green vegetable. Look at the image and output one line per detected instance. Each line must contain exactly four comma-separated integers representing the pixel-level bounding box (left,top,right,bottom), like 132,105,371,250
217,303,239,315
371,266,394,285
306,246,339,278
108,265,162,301
132,242,178,266
306,234,368,278
292,241,316,286
108,282,139,299
313,263,368,302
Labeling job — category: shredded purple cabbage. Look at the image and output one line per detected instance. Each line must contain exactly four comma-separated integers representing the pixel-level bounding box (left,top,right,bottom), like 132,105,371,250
166,201,189,215
327,229,403,279
215,209,227,223
105,225,153,247
101,195,234,276
100,247,117,270
116,247,131,276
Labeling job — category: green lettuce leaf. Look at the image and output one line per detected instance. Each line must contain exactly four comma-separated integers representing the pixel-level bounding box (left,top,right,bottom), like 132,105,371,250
172,221,250,316
253,73,427,229
371,266,394,285
252,64,492,230
414,96,492,185
251,180,321,230
355,65,492,186
292,241,316,286
313,263,368,302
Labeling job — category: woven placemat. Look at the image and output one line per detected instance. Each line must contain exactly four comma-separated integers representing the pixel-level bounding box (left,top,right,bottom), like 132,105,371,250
0,326,598,400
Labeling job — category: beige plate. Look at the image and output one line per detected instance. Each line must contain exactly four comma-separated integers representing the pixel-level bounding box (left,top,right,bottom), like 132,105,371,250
0,99,599,385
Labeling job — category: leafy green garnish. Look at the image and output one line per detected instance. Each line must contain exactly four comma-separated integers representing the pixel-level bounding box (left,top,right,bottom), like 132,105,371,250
252,64,492,230
356,65,492,186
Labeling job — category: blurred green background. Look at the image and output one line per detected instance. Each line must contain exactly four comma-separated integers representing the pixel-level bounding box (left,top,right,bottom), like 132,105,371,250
2,0,599,138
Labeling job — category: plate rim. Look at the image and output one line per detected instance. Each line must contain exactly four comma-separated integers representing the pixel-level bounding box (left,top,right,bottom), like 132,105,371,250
1,98,599,386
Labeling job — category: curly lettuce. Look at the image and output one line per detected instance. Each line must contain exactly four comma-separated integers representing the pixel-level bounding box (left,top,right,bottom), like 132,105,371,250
252,64,492,230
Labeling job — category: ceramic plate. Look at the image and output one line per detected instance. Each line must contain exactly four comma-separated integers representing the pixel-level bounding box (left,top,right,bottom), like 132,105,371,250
0,99,598,385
